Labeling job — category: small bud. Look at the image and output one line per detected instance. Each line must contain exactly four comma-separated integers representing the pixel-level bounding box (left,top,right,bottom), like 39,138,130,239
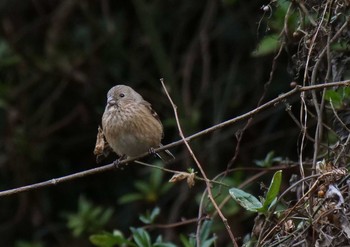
290,81,298,88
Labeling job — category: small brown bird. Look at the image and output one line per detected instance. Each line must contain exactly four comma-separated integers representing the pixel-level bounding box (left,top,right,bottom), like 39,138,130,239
101,85,174,162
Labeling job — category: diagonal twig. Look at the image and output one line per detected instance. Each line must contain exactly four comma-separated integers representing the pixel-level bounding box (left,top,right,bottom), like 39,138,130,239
159,78,239,247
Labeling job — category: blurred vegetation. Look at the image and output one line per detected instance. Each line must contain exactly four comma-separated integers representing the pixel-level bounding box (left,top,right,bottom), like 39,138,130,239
1,0,348,246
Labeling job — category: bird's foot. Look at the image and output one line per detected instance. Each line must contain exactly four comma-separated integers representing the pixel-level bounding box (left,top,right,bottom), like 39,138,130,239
113,155,126,169
148,147,157,157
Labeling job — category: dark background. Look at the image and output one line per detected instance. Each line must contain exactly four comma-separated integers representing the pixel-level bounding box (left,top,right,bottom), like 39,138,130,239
0,0,298,246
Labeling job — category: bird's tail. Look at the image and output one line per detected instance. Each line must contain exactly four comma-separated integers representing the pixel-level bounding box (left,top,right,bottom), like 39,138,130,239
156,144,175,162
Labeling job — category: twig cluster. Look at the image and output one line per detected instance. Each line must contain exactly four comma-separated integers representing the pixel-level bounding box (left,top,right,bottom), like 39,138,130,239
253,1,350,246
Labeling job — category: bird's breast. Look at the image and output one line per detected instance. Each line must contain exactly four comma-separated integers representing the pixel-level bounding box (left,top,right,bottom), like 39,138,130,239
101,104,163,157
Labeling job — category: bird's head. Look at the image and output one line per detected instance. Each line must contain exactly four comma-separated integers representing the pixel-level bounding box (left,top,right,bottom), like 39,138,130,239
106,85,143,108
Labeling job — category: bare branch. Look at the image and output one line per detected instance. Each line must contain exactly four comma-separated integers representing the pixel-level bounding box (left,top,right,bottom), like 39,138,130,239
160,78,239,247
0,80,348,198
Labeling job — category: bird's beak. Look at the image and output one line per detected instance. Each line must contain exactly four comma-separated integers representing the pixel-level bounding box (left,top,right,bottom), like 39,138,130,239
107,96,117,107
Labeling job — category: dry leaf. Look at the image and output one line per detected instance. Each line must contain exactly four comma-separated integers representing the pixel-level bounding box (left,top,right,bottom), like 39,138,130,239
94,126,105,156
186,172,195,188
169,171,195,188
93,126,113,163
169,172,188,183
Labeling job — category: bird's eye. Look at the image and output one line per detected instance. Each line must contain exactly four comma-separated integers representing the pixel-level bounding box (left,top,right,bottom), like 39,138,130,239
119,93,125,98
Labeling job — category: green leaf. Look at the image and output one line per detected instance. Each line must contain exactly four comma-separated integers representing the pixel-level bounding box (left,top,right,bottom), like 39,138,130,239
65,196,114,237
252,35,280,57
200,220,212,241
99,208,114,225
149,207,160,221
150,166,163,188
190,220,216,247
325,89,342,109
258,170,282,213
139,207,160,224
180,234,196,247
201,237,216,247
255,151,282,168
342,87,350,98
131,228,152,247
90,232,124,247
153,242,177,247
152,235,176,247
90,231,136,247
153,235,177,247
118,193,143,204
229,188,262,212
134,181,151,194
90,233,116,247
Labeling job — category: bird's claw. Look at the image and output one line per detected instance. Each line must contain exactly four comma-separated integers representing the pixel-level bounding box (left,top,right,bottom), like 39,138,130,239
113,155,126,169
148,147,156,156
113,159,121,168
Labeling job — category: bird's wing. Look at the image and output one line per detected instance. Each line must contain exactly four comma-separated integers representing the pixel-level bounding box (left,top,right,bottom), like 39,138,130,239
141,100,164,138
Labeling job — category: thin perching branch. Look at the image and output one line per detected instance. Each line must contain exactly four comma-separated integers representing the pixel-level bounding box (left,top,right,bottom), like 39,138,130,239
0,80,348,198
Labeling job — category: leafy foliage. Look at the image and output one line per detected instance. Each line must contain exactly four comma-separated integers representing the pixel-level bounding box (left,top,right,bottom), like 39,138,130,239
139,207,160,224
229,170,282,214
65,196,114,237
254,151,282,168
118,163,173,204
90,230,136,247
325,87,350,110
90,219,216,247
